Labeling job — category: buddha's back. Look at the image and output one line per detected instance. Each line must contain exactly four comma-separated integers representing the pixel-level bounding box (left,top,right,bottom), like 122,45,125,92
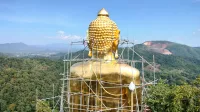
68,8,141,112
70,61,141,112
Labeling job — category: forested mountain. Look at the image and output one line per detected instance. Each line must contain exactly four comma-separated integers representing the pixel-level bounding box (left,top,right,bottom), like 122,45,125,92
0,43,39,53
122,43,200,85
0,41,200,111
143,41,200,60
0,56,62,112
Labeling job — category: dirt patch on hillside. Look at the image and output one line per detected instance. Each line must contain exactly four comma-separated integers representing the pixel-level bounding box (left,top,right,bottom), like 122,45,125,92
143,41,172,55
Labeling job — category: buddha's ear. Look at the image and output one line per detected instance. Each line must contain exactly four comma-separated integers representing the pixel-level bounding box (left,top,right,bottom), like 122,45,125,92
115,50,119,58
88,50,92,57
115,29,120,39
114,29,120,58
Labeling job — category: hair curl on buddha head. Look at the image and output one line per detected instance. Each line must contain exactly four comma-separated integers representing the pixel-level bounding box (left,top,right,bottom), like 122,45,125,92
87,8,120,58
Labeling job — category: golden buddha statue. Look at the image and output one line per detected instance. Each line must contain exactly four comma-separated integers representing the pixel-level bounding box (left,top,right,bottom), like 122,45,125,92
69,8,141,112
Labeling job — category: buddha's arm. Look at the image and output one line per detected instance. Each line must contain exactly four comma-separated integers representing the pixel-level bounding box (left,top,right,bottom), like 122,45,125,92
120,65,141,108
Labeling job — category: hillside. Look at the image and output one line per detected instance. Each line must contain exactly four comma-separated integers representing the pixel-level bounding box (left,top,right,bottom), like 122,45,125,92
132,44,200,84
143,41,172,55
0,56,62,111
57,43,200,85
143,41,200,60
0,42,31,53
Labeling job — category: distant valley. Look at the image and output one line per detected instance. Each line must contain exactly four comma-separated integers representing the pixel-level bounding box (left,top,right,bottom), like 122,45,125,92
0,42,81,57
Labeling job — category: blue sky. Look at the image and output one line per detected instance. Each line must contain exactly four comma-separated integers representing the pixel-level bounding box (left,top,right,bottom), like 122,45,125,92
0,0,200,46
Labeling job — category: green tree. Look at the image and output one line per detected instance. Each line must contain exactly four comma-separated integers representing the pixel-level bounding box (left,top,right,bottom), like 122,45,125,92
0,56,62,112
145,80,174,112
146,79,200,112
36,100,51,112
172,84,198,112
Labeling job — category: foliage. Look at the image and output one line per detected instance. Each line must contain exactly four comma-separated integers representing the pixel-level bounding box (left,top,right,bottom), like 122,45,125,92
36,100,51,112
0,56,62,112
167,43,200,60
145,80,173,112
131,44,200,85
0,41,200,111
146,79,200,112
141,41,200,60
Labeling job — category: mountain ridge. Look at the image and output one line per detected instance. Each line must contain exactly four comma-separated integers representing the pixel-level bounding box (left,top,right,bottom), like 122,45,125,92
0,41,200,59
142,41,200,60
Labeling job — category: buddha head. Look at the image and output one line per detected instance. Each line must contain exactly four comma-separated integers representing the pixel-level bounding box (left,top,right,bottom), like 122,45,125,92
87,8,120,59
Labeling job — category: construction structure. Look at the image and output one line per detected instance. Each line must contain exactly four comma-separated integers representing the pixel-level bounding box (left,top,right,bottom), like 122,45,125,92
37,8,157,112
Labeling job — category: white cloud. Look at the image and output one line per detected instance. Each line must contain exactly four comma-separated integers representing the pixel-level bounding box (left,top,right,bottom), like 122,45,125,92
192,29,200,35
57,31,65,35
56,30,82,40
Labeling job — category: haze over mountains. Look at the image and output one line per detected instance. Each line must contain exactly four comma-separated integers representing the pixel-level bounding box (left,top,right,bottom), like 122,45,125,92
0,41,199,59
0,42,81,57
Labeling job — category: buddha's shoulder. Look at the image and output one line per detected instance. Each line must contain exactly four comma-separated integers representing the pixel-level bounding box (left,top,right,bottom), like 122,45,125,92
117,63,140,77
117,63,139,71
71,61,139,74
70,61,140,79
70,61,90,71
71,61,90,67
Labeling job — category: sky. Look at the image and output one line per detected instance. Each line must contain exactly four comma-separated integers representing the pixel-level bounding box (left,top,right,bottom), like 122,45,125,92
0,0,200,46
